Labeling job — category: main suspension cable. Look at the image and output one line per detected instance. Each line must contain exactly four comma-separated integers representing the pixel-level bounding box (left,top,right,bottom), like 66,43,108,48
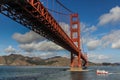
47,8,70,16
55,0,74,13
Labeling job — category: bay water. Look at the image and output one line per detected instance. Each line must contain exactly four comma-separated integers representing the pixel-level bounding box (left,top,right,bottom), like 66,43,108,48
0,66,120,80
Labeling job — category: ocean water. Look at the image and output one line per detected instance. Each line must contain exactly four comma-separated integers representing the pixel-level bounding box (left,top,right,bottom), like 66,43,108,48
0,66,120,80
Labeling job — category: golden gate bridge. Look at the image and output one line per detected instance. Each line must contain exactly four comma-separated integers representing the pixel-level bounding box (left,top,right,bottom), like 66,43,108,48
0,0,87,70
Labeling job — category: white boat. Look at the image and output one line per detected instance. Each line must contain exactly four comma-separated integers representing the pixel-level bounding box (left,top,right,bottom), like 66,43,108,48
96,70,108,74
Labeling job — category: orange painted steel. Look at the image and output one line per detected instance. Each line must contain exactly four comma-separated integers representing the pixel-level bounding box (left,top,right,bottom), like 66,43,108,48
70,14,87,67
0,0,87,67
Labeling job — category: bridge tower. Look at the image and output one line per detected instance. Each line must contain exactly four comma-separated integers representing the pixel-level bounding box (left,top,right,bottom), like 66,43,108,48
70,14,82,68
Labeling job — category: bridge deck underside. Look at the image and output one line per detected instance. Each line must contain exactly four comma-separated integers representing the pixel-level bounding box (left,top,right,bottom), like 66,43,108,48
0,0,79,54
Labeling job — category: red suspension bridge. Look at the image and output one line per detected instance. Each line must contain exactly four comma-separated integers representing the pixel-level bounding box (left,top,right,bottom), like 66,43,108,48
0,0,87,69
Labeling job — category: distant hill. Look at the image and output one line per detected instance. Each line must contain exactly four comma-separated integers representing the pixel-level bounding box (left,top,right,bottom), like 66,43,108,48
0,54,70,66
0,54,118,66
0,54,43,66
45,56,70,66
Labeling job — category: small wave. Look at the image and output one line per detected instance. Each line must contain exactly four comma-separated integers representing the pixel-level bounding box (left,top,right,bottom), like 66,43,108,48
0,76,38,80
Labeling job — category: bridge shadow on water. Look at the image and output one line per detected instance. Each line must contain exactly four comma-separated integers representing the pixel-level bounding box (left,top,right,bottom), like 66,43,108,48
70,71,92,80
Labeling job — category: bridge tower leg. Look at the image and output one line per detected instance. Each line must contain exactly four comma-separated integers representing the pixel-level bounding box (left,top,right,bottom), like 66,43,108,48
70,14,82,69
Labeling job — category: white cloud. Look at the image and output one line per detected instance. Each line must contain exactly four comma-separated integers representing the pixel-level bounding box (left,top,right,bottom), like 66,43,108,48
38,52,57,59
99,6,120,25
25,51,70,59
13,31,45,44
80,22,98,42
23,51,70,59
81,22,86,31
80,22,99,50
101,30,120,48
4,46,16,54
81,22,97,36
83,29,120,50
88,53,110,63
77,22,120,50
86,39,101,50
112,39,120,49
59,22,70,37
13,30,63,52
19,40,63,52
19,43,35,52
83,25,97,33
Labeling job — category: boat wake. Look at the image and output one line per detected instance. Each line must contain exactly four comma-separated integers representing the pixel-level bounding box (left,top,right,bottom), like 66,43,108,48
109,73,120,75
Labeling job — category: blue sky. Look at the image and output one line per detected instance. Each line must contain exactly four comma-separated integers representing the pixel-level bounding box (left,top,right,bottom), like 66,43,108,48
0,0,120,63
